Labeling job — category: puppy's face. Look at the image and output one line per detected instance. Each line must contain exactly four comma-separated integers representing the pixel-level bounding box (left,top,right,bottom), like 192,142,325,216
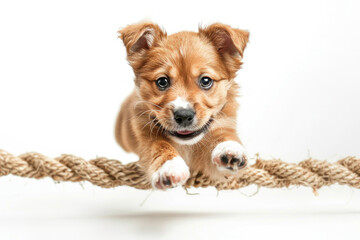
120,23,249,145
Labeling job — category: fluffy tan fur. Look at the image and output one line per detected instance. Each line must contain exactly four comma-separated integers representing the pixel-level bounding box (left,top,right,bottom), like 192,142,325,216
115,22,249,189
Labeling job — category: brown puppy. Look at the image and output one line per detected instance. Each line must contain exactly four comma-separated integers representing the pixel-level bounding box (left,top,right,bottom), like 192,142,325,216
115,22,249,190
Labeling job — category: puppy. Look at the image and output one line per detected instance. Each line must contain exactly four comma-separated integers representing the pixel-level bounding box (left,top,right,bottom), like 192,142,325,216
115,22,249,190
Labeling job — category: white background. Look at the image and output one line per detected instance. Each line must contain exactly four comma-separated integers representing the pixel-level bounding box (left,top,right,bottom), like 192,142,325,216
1,0,360,239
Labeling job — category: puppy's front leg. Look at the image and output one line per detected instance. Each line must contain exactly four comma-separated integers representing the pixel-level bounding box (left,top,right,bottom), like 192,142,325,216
210,129,248,173
141,140,190,190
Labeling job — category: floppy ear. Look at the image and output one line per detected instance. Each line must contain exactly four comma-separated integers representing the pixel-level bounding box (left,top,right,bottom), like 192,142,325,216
199,23,249,74
119,22,166,65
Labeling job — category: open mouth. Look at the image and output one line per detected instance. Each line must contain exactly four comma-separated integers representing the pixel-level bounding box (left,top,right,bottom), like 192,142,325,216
167,119,213,140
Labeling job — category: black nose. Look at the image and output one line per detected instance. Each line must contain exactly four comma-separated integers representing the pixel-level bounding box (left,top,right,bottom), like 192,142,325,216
174,109,195,127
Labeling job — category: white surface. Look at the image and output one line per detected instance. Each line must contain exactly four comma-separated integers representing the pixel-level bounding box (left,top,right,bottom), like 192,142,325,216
1,0,360,239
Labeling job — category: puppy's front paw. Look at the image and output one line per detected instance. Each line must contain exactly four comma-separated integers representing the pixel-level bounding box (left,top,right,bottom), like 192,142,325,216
212,141,248,173
151,156,190,190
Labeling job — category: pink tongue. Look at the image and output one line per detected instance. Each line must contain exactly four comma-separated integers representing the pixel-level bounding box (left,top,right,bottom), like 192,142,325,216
176,130,194,135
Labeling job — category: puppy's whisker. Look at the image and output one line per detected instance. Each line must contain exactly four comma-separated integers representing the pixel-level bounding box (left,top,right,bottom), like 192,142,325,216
134,100,164,109
148,119,159,139
150,118,159,135
155,121,165,138
126,109,157,123
142,116,157,130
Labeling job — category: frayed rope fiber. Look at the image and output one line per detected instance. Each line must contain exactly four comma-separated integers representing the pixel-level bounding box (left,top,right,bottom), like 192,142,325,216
1,149,360,191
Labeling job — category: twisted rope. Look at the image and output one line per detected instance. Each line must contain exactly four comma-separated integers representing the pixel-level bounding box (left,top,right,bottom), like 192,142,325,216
1,149,360,192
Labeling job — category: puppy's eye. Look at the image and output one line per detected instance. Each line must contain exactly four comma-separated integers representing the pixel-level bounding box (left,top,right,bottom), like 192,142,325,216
156,77,170,90
199,76,213,90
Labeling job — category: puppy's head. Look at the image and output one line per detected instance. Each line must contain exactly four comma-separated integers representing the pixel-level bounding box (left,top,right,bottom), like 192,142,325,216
119,22,249,145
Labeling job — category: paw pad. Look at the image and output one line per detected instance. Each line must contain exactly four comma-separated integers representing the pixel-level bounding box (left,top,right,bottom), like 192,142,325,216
212,141,248,172
220,153,247,170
